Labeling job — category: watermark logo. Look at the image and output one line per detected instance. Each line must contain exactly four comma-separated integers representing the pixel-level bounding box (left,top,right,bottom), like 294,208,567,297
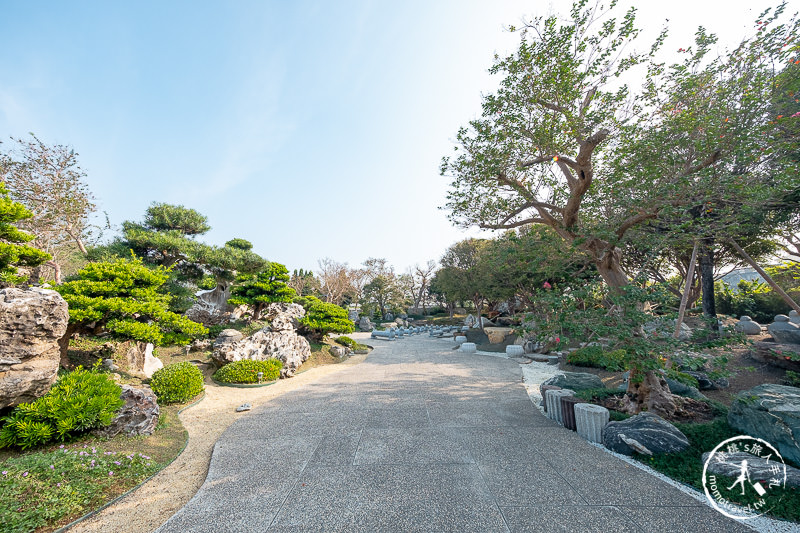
702,435,787,520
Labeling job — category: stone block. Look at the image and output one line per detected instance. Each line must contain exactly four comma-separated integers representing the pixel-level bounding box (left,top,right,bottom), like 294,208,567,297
575,403,609,444
505,345,524,357
454,335,467,346
545,389,574,424
460,342,477,353
539,385,561,412
560,396,587,431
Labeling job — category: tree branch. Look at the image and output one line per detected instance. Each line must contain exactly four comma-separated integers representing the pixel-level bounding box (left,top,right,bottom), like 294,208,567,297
479,217,548,230
616,211,658,239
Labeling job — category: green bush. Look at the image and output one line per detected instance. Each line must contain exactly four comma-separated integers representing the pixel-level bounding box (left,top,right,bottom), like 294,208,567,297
335,336,357,348
566,346,626,371
213,359,282,384
715,279,795,324
0,366,124,450
786,370,800,387
299,297,355,339
150,362,204,404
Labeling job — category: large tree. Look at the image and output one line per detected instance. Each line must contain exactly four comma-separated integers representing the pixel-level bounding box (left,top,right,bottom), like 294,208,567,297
0,135,97,283
441,1,799,415
55,257,208,366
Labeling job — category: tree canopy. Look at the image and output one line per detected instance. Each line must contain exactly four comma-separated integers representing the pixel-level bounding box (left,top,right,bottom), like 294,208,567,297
0,181,51,285
228,262,296,320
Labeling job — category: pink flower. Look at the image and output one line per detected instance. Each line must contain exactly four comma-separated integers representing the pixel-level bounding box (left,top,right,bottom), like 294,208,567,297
543,281,552,289
555,337,560,343
109,471,114,476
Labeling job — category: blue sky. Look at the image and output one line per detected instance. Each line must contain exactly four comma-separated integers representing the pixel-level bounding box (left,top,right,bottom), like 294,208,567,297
0,0,780,274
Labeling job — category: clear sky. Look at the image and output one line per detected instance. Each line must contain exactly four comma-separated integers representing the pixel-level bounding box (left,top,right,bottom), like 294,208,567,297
0,0,781,274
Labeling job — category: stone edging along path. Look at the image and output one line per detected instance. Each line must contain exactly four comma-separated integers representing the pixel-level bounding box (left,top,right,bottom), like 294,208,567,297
64,352,370,533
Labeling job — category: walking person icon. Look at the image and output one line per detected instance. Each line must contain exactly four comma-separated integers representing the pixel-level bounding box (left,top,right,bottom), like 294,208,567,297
727,459,751,495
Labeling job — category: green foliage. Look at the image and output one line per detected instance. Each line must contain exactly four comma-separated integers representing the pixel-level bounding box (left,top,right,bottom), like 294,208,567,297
786,370,800,387
149,361,204,405
224,238,253,251
143,202,210,235
335,336,357,348
228,262,296,319
566,346,626,371
299,296,355,338
0,181,50,284
197,275,217,290
0,444,158,533
574,388,622,402
55,257,208,345
665,369,699,389
716,276,798,324
212,359,282,384
0,366,123,450
643,418,800,523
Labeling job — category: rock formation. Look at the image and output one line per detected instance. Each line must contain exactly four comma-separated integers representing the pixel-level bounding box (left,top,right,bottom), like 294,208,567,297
0,288,69,409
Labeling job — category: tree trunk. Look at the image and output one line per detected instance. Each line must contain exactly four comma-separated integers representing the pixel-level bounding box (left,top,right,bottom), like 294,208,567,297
590,243,677,417
730,239,800,314
58,323,79,369
46,260,62,285
699,238,716,318
622,368,676,418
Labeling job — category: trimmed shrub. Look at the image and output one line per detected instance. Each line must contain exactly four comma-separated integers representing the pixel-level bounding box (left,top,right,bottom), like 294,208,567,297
213,359,282,384
150,362,204,404
335,336,357,348
299,297,355,339
0,366,124,450
566,346,626,371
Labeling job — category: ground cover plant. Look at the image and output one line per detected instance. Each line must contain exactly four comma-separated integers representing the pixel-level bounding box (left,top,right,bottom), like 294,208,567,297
638,418,800,523
212,359,282,384
0,405,186,533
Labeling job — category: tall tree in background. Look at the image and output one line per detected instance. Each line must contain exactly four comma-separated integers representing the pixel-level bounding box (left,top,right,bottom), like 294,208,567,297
0,135,97,283
439,239,491,322
407,260,437,314
0,182,51,285
316,258,356,306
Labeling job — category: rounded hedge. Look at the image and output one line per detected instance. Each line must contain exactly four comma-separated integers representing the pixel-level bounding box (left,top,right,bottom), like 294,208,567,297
335,336,357,348
150,361,205,404
213,359,282,384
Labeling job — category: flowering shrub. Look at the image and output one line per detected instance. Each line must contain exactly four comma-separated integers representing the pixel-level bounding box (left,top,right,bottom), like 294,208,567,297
212,359,282,384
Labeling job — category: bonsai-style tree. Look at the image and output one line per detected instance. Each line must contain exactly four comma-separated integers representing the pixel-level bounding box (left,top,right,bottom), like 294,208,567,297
0,181,50,284
55,257,208,367
298,296,355,340
228,262,296,320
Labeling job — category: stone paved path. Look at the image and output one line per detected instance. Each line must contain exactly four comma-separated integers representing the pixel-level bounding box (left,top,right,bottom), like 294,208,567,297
155,333,753,532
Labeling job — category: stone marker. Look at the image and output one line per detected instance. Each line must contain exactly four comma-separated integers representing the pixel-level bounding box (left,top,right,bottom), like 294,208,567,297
791,310,800,325
506,345,524,357
575,403,609,444
371,329,396,340
734,315,762,335
454,335,467,346
460,342,477,353
546,389,574,424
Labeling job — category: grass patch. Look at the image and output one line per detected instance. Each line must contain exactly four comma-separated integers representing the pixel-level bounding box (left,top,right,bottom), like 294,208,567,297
0,405,186,533
636,418,800,523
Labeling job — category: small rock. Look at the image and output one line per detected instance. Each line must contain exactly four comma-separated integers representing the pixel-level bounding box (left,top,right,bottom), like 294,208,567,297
330,345,347,358
734,316,762,335
103,358,119,372
236,403,252,412
768,315,800,344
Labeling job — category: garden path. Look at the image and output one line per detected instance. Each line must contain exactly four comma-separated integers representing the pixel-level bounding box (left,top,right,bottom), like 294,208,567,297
154,333,753,533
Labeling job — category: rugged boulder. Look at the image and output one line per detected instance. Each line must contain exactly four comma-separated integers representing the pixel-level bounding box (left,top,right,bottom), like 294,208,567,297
358,317,373,332
212,328,311,377
124,342,164,379
542,372,605,392
0,288,69,409
602,412,690,456
92,385,160,438
265,302,305,332
330,345,347,358
214,329,243,349
728,384,800,465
